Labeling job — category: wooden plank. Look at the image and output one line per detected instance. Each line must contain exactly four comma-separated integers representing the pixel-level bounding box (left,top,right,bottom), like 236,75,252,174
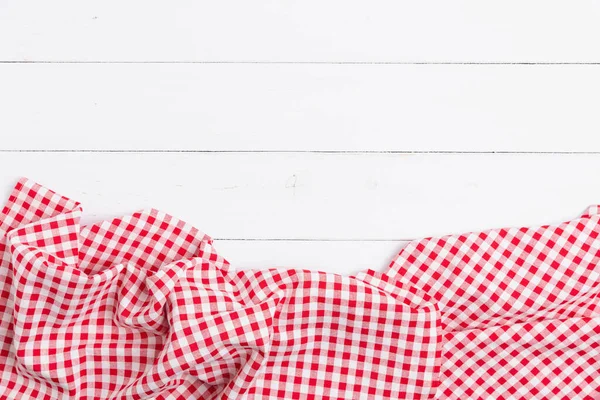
1,152,598,240
1,1,599,62
1,64,600,152
213,240,406,275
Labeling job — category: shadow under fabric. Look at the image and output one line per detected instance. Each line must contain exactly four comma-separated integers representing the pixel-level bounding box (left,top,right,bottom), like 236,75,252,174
0,178,598,399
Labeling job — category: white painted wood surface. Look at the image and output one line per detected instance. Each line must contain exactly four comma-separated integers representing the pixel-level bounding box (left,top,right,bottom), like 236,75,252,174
0,64,600,151
1,64,600,152
1,1,599,274
1,0,599,62
214,240,406,275
1,153,599,272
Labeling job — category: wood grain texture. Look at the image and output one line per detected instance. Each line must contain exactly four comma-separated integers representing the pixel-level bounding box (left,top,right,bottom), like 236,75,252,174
1,63,600,152
213,240,406,274
1,153,597,241
3,1,599,274
1,0,599,63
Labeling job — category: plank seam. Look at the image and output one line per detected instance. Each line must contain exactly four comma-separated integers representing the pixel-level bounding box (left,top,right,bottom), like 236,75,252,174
214,238,410,242
2,150,600,155
1,61,600,65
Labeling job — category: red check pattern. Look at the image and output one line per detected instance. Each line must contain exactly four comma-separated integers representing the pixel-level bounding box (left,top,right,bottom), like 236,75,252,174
387,207,600,399
0,178,598,399
0,179,440,399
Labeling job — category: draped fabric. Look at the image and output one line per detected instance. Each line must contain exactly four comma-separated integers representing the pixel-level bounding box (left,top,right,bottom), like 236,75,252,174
0,178,598,399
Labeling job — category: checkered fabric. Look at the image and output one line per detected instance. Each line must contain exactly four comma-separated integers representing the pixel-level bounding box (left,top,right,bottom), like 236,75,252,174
0,179,440,399
0,178,598,399
387,207,600,399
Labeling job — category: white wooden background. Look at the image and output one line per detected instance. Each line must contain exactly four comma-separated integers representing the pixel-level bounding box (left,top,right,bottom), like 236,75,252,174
1,1,600,275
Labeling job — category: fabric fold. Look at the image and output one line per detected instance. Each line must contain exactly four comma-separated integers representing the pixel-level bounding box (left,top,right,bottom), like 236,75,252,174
0,178,598,399
385,208,600,399
0,179,442,400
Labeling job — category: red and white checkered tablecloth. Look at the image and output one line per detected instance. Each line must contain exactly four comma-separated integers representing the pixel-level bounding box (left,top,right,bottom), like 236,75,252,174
0,178,598,399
